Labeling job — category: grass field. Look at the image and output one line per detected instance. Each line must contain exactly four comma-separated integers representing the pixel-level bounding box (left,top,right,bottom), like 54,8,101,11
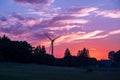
0,62,120,80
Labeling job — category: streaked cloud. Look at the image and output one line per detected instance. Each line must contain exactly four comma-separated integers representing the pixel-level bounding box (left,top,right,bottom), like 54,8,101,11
27,7,60,18
90,29,120,39
55,29,120,44
55,30,103,44
67,7,98,17
109,29,120,35
68,7,98,13
54,19,89,25
45,25,81,31
27,11,58,18
90,34,108,39
96,10,120,18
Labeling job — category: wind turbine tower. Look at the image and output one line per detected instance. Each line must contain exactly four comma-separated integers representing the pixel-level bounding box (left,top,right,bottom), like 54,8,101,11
45,34,59,56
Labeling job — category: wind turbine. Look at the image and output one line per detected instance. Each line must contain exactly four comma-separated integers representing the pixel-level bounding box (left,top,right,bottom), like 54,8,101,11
45,34,60,56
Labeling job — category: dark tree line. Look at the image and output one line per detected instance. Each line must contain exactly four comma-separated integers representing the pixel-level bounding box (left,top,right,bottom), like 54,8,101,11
108,50,120,62
0,35,33,63
62,48,97,67
0,35,98,67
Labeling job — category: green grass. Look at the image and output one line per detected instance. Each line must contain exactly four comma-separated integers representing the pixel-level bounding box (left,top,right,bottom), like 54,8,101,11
0,62,120,80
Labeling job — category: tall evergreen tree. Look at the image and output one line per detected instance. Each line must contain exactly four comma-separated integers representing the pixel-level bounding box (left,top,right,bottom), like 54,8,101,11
64,48,71,58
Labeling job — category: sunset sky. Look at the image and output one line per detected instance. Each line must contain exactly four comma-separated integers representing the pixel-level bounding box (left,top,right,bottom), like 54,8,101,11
0,0,120,60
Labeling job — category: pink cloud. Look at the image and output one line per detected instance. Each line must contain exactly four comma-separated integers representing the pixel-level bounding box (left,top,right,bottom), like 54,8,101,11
68,7,98,13
45,25,81,31
27,7,61,19
89,29,120,39
54,30,103,44
21,18,43,27
0,14,40,36
33,14,89,29
81,7,98,13
96,10,120,18
0,14,42,29
55,19,89,24
54,29,120,45
0,31,31,41
67,7,98,17
26,7,95,30
90,34,108,39
109,29,120,35
27,10,58,18
71,13,89,17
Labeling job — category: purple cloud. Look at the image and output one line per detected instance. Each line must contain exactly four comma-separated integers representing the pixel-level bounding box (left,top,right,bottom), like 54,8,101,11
0,17,7,21
0,7,92,46
11,13,25,20
0,7,99,46
14,0,54,6
0,22,26,36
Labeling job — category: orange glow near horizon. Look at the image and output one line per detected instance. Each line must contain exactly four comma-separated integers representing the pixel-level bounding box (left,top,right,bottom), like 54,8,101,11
51,46,114,60
43,37,120,60
45,43,107,60
47,47,108,60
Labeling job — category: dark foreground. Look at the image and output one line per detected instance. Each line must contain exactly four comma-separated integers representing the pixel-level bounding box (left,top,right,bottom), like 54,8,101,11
0,62,120,80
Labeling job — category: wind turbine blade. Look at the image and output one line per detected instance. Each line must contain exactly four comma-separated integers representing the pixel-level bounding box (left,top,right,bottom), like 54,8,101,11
44,33,52,40
53,36,61,41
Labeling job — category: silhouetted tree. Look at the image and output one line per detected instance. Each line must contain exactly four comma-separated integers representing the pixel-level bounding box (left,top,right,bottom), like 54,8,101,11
41,46,46,54
77,50,82,56
33,45,46,55
63,48,73,66
33,45,42,55
64,48,71,58
0,35,33,63
77,48,97,66
78,48,89,58
1,35,10,42
0,35,11,61
108,51,115,62
108,50,120,62
116,50,120,62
